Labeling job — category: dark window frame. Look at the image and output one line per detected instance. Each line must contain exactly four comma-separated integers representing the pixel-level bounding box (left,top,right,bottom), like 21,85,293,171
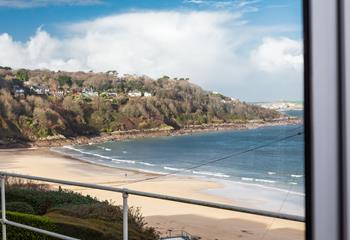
305,0,349,239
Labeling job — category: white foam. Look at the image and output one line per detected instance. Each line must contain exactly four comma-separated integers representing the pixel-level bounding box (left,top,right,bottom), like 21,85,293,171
192,171,230,178
112,159,136,164
138,169,168,175
255,179,276,184
62,146,91,155
164,166,185,171
268,172,276,175
97,146,112,151
92,153,112,160
289,182,298,185
291,174,303,178
241,177,254,181
139,162,155,166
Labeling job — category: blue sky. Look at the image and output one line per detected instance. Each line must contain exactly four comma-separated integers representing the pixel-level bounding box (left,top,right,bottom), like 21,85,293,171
0,0,303,101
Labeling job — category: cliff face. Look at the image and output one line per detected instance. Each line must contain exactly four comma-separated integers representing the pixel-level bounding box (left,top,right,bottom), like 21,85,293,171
0,68,282,143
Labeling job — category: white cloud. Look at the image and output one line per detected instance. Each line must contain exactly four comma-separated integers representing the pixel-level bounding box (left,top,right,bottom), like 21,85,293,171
251,37,303,73
0,0,102,8
0,11,302,101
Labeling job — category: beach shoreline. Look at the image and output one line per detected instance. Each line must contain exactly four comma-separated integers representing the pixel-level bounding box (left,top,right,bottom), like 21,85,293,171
50,146,305,217
0,147,305,240
0,118,302,149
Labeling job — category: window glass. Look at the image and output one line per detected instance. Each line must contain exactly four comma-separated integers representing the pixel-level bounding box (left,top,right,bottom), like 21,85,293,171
0,1,305,239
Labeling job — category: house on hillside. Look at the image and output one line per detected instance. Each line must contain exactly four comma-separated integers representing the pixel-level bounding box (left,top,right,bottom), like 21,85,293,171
107,92,118,97
106,70,118,77
12,85,26,98
30,85,50,95
53,88,65,98
128,91,142,97
143,92,152,97
82,87,98,97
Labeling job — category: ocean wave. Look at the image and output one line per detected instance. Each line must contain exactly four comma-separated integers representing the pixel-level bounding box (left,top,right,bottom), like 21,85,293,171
240,176,276,184
62,146,91,155
268,172,276,175
112,159,136,164
254,179,276,184
241,177,254,181
289,182,298,185
97,146,112,151
291,174,303,178
138,169,168,175
192,171,230,178
92,153,112,160
139,162,156,166
164,166,185,171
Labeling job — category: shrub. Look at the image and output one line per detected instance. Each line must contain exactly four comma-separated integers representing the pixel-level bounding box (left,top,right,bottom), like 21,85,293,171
16,69,29,82
4,182,159,239
48,204,158,239
0,211,56,240
6,202,35,214
6,183,98,215
46,210,158,240
48,202,123,221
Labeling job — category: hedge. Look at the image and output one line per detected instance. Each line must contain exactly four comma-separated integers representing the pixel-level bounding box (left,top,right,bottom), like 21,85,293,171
6,187,98,215
0,211,56,240
6,202,35,214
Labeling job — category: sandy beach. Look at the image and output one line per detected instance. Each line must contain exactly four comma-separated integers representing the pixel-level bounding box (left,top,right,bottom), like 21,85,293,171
0,148,305,240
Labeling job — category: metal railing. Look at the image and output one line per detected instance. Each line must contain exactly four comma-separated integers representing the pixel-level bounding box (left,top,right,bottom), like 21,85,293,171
0,171,305,240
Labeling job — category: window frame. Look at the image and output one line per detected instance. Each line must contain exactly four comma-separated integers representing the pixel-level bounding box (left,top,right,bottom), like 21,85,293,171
305,0,348,239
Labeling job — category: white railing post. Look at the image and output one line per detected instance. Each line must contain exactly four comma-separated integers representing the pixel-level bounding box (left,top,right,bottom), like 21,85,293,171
1,176,6,240
123,191,128,240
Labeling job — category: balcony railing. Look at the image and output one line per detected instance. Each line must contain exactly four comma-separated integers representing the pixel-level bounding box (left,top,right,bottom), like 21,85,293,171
0,171,305,240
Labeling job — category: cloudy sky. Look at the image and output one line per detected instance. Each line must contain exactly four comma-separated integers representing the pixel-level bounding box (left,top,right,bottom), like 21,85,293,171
0,0,303,102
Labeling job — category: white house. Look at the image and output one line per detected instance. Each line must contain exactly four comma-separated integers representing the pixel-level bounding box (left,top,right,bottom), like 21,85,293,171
30,85,50,95
83,87,99,97
13,86,26,97
107,92,118,97
128,91,142,97
144,92,152,97
53,89,65,98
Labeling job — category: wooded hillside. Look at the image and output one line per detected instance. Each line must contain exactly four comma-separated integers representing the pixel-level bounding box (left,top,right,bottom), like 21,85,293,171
0,67,282,144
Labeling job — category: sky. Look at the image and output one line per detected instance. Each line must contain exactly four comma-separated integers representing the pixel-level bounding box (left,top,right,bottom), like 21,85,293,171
0,0,303,102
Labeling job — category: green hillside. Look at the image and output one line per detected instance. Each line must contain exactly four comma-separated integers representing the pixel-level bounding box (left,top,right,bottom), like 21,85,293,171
0,67,282,144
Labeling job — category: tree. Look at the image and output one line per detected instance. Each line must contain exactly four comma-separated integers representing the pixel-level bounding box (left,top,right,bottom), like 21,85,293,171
16,69,29,82
57,75,73,87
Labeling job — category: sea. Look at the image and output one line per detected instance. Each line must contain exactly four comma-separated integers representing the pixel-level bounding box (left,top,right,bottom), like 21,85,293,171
52,110,305,217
